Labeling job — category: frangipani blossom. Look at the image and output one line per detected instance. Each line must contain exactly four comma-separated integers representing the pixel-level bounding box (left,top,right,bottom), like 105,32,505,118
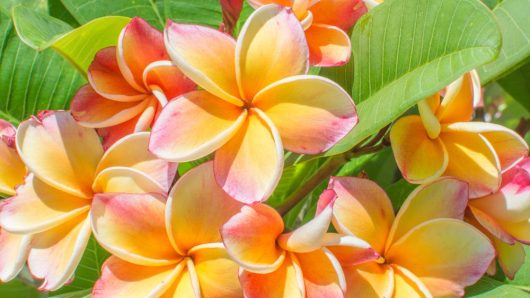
327,177,494,297
0,111,176,291
0,119,30,283
151,4,358,203
221,190,373,297
71,17,195,149
466,157,530,279
91,162,243,297
390,71,528,198
247,0,366,66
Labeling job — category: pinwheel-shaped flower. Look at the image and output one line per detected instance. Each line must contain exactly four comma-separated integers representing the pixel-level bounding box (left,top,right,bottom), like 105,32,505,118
390,71,528,198
221,190,372,297
71,17,195,148
248,0,366,66
0,111,175,291
91,162,242,297
327,177,494,297
0,120,29,283
150,5,358,203
466,157,530,279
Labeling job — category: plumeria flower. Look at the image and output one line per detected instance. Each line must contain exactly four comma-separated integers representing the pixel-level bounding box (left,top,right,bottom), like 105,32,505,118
247,0,366,66
150,4,358,203
71,17,196,149
91,162,243,297
221,190,372,297
390,71,528,198
0,119,30,283
466,157,530,279
327,176,494,297
0,111,176,291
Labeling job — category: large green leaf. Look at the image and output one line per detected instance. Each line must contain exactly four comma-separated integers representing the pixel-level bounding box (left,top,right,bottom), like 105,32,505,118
498,62,530,112
478,0,530,84
325,0,501,156
466,276,529,297
0,13,85,124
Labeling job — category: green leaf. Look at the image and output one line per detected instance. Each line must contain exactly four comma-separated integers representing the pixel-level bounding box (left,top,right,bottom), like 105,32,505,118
465,276,530,297
478,0,530,84
325,0,501,156
385,179,416,211
0,0,46,16
0,279,44,298
162,0,222,28
0,13,85,124
50,237,109,296
319,57,354,93
506,246,530,290
498,62,530,112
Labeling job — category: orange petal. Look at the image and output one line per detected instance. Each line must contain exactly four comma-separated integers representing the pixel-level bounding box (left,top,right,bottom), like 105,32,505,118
436,71,481,123
247,0,293,9
149,91,246,162
92,167,166,194
87,47,146,101
469,206,517,244
71,85,150,128
325,237,379,266
97,132,177,192
296,248,345,298
91,192,180,266
117,17,167,92
253,75,357,154
190,245,243,297
28,213,92,291
0,174,90,234
221,204,285,274
392,265,431,298
16,111,103,198
342,262,394,298
494,238,526,280
440,126,501,198
97,110,152,150
214,109,283,203
328,176,394,254
236,4,308,100
445,122,528,172
161,262,200,297
0,229,31,282
167,162,242,254
164,21,242,106
0,120,25,196
143,60,196,102
386,219,494,297
239,252,305,298
390,115,448,184
305,24,351,67
386,178,468,249
93,256,182,298
311,0,367,30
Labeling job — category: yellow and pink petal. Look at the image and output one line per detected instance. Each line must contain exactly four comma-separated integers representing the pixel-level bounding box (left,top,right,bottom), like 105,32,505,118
0,229,31,282
305,24,351,67
342,262,394,298
0,119,25,195
311,0,367,31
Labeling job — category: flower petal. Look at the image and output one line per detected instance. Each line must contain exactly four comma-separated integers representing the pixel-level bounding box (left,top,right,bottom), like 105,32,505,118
93,256,182,298
164,21,241,106
310,0,367,30
167,162,242,255
445,122,528,172
436,72,480,123
342,263,394,298
494,238,526,280
143,60,196,101
0,120,25,196
325,235,379,266
468,206,517,244
92,167,166,194
71,85,150,128
386,178,468,249
328,176,394,254
305,24,351,67
149,91,246,162
117,17,167,92
28,213,92,291
221,204,285,274
189,245,243,298
236,4,308,100
97,132,177,192
87,47,146,102
16,111,103,198
440,126,501,198
91,192,180,266
253,75,357,154
162,263,200,297
0,174,90,234
0,229,31,282
214,109,283,203
296,248,345,298
386,219,495,297
96,109,153,150
239,252,305,298
392,265,431,298
390,115,448,183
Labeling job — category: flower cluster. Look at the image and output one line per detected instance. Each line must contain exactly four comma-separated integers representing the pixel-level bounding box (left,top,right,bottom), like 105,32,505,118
0,1,528,298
